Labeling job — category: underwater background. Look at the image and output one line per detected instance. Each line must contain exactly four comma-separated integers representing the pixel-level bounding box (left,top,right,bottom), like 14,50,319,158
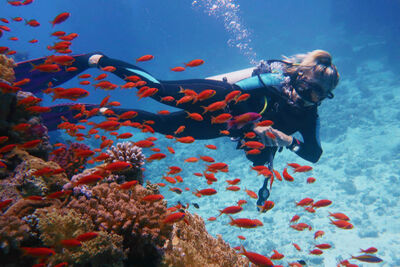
1,0,400,266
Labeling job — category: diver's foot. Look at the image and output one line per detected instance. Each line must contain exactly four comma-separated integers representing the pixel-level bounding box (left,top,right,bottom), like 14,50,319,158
256,179,270,211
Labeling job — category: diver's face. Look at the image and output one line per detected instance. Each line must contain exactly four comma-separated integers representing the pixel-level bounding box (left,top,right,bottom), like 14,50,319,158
296,76,333,106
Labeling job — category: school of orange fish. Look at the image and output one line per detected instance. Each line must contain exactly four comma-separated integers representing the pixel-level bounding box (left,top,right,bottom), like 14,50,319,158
0,1,384,266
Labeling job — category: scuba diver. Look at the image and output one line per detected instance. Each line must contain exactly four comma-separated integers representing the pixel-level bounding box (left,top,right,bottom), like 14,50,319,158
11,49,339,209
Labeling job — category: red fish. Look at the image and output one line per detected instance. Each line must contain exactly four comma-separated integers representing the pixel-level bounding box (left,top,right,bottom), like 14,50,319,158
184,59,204,67
218,205,243,216
25,19,40,27
46,190,71,199
226,186,240,191
307,177,316,183
226,178,240,185
315,243,331,249
314,230,324,239
0,199,13,210
312,199,332,208
136,55,154,62
256,120,274,127
294,165,313,173
235,93,250,103
21,247,55,258
328,212,349,221
224,90,241,103
245,189,258,199
229,217,263,228
60,238,82,248
259,200,274,213
104,161,132,172
205,144,217,150
292,243,301,251
146,153,166,162
76,232,98,242
270,249,284,260
296,197,313,206
239,246,273,267
309,249,323,255
26,106,51,114
51,12,70,27
31,63,60,72
74,174,103,186
290,215,300,223
176,136,195,144
329,218,353,229
282,167,294,181
141,194,164,202
194,188,217,196
211,113,232,124
196,89,216,102
360,247,378,254
19,139,42,149
119,180,138,190
162,212,188,225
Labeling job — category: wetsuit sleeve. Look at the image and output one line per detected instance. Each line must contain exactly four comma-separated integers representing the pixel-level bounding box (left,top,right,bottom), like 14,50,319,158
290,115,322,163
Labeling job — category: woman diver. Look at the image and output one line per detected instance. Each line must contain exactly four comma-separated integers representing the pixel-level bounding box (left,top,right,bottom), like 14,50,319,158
12,49,340,208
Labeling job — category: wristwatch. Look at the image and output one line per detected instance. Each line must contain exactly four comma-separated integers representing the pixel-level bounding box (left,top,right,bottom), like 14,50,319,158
286,137,300,152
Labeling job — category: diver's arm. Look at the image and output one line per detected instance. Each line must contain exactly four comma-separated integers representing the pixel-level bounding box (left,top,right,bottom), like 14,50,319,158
205,67,255,84
289,116,323,163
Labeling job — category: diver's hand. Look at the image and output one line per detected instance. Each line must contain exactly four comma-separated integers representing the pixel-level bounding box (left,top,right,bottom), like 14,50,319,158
254,126,293,147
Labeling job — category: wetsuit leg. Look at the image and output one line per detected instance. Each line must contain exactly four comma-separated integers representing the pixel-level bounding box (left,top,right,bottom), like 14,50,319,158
14,54,95,95
97,56,241,113
113,108,224,139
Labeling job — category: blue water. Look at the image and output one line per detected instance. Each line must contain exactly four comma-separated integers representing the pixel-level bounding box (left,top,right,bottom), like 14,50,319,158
2,0,400,266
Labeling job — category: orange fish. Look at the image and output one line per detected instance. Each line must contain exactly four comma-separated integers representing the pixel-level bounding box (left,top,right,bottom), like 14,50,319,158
184,59,204,67
146,153,166,162
51,12,70,26
201,101,227,114
235,93,250,104
226,186,240,191
245,189,258,199
205,144,217,150
171,66,185,72
101,66,116,72
314,230,324,239
224,90,241,103
211,113,232,124
219,130,230,135
292,243,301,251
239,246,273,267
185,111,203,121
256,120,274,127
241,141,264,150
184,157,198,163
161,96,175,102
136,54,154,62
196,89,216,102
176,136,195,144
199,156,215,162
167,146,175,154
328,212,349,221
329,219,353,229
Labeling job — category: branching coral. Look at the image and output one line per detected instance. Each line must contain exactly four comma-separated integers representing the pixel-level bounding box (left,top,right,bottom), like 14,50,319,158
161,213,249,267
0,54,16,83
105,141,145,184
66,182,172,265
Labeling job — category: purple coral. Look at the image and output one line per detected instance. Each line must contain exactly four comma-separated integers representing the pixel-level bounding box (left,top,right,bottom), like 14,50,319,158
105,142,145,184
49,142,90,178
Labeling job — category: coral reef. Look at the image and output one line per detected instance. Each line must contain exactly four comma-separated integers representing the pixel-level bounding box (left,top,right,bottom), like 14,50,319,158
0,54,16,83
10,153,69,197
161,212,249,267
49,142,91,178
67,182,172,266
0,214,30,254
105,142,145,184
63,167,100,198
35,208,126,266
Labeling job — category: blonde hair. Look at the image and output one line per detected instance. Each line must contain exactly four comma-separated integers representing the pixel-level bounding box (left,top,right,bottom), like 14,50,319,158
0,55,16,83
284,50,339,92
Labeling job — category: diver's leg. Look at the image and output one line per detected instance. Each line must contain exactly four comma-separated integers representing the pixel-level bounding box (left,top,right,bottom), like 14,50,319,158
113,108,224,139
244,146,277,210
96,56,240,110
14,53,97,95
